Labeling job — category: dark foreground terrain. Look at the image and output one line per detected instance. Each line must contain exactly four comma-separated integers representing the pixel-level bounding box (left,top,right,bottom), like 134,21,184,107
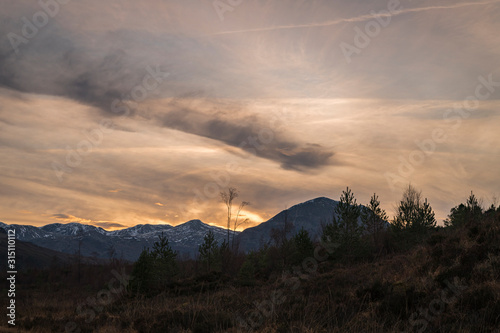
1,204,499,332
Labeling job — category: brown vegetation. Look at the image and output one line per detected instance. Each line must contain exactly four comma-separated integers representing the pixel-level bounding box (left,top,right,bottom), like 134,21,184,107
1,193,499,332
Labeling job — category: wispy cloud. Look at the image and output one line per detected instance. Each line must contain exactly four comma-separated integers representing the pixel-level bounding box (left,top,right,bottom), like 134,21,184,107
92,222,128,229
210,0,500,36
159,105,334,170
50,214,126,230
1,0,499,229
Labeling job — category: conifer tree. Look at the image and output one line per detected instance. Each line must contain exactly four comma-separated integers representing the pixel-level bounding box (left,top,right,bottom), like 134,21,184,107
361,193,388,246
322,187,362,251
198,230,220,272
392,184,436,232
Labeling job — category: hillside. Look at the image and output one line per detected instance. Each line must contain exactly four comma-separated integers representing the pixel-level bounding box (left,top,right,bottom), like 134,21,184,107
6,200,499,332
0,219,236,261
0,227,85,270
0,197,347,260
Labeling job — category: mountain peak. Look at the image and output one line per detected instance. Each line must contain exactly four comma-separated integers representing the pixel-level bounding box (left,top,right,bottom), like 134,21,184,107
237,196,341,252
174,219,209,231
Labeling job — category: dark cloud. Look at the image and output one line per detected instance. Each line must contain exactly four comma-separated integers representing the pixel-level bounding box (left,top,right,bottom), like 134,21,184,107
92,222,128,230
50,214,127,229
50,214,71,220
0,34,139,114
160,107,334,170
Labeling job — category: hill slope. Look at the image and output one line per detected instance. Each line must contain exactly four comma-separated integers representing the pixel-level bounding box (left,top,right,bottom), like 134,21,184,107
237,197,340,252
0,220,236,261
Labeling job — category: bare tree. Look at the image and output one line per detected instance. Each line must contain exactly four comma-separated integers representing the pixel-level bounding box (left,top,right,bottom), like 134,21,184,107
220,187,238,245
75,230,84,283
232,201,250,251
271,207,293,247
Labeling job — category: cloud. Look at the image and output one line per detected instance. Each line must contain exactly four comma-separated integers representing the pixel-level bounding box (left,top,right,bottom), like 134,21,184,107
160,106,334,170
209,0,500,36
50,213,92,223
51,213,72,220
91,222,128,229
0,34,140,115
50,213,126,230
1,0,499,230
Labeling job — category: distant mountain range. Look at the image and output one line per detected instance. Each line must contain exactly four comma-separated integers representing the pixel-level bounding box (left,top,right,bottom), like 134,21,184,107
0,219,233,261
0,227,89,270
0,197,349,261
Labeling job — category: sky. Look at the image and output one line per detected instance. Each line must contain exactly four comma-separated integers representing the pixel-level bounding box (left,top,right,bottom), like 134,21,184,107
0,0,499,230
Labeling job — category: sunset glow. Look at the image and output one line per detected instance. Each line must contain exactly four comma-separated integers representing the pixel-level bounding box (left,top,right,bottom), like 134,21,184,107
1,0,499,229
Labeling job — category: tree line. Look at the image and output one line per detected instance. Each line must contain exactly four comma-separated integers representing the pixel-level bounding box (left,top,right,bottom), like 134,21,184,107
128,185,499,295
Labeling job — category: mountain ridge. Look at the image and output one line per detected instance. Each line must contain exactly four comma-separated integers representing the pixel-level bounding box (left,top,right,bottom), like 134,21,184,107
0,219,233,261
0,196,362,260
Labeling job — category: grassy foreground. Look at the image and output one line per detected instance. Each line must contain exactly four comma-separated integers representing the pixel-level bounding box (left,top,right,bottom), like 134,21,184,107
2,214,500,332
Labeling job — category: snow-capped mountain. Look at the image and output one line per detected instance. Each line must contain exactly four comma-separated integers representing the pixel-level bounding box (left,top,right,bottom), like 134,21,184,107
0,220,236,261
108,224,173,238
0,196,373,262
41,222,108,236
0,227,87,270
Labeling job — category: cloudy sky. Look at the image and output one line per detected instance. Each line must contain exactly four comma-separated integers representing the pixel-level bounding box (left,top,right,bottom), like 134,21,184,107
1,0,499,229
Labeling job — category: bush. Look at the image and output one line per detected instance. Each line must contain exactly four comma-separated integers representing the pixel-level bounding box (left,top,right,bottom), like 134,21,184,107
129,233,178,295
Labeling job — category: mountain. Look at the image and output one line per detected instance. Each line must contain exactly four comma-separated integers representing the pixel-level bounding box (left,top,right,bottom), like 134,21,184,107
0,196,369,262
236,197,339,252
0,227,86,270
0,220,235,261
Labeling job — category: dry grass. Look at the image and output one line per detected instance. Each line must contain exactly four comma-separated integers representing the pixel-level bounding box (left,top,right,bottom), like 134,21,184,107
2,217,499,332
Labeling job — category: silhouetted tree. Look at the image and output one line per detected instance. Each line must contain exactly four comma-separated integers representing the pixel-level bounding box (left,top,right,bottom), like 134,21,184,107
392,184,436,232
323,187,362,247
220,187,238,246
198,230,220,272
129,247,153,295
232,201,250,252
270,207,293,247
361,193,388,247
151,233,178,283
238,258,256,286
270,208,294,268
129,233,178,295
291,227,314,265
445,191,484,227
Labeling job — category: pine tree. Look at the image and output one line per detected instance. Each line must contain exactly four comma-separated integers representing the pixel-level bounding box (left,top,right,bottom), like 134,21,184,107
129,248,153,295
392,185,436,232
322,187,362,256
198,230,220,272
361,193,388,246
292,227,314,265
150,233,178,290
416,198,436,231
445,191,484,227
238,258,256,286
444,203,467,227
335,187,362,243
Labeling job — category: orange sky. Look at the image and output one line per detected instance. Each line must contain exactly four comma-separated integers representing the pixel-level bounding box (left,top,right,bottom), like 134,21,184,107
1,0,499,229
